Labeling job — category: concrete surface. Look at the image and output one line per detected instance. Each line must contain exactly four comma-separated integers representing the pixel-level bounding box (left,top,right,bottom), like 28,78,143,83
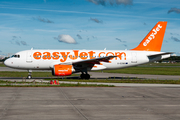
89,72,180,80
0,87,180,120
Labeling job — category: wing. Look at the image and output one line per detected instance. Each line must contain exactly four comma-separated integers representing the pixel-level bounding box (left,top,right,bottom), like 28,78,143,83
56,56,117,72
58,56,117,72
72,56,117,65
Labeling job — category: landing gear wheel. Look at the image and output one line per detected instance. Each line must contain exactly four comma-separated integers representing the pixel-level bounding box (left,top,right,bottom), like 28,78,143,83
27,75,32,79
80,74,90,79
85,74,90,79
27,70,32,79
80,74,85,79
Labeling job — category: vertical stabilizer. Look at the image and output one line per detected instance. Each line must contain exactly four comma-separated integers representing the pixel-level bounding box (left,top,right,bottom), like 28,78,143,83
131,21,167,52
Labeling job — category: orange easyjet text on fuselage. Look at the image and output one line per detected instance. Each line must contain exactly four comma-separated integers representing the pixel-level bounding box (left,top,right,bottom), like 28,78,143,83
33,50,126,62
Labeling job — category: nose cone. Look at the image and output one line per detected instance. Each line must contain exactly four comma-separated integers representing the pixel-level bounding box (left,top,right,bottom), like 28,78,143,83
4,59,11,67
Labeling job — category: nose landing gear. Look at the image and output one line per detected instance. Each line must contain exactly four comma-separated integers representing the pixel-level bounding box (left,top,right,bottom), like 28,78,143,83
27,70,32,79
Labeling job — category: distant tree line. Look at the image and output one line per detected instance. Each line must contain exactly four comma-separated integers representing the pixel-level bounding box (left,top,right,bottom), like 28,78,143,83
0,57,9,62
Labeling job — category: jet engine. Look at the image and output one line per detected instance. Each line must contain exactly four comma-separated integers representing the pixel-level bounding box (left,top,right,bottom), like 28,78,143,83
52,64,74,76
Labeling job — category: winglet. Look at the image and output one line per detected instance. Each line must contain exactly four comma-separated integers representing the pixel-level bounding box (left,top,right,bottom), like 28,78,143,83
131,21,167,52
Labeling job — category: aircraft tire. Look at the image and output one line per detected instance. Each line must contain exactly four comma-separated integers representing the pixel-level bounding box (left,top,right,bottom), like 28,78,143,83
27,75,32,79
80,74,90,79
85,74,90,79
80,74,85,79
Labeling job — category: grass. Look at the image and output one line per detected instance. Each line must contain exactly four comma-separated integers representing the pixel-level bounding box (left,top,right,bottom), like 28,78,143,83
0,80,114,87
0,63,6,67
97,66,180,75
45,79,180,84
0,63,180,76
0,71,54,77
0,67,180,78
1,78,180,87
0,71,79,77
140,63,180,66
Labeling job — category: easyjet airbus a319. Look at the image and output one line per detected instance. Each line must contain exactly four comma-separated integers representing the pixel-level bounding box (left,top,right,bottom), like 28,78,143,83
4,21,172,79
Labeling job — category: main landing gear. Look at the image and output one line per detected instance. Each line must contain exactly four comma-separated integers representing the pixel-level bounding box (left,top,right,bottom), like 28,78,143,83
80,73,90,79
27,70,32,79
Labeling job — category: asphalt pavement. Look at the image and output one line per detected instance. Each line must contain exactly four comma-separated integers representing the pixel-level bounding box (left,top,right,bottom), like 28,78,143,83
1,67,180,120
0,87,180,120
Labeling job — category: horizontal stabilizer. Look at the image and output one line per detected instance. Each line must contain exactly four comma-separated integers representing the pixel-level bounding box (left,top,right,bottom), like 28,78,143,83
147,52,173,57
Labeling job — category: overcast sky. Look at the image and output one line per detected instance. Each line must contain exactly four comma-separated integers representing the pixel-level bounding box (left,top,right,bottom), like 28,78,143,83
0,0,180,56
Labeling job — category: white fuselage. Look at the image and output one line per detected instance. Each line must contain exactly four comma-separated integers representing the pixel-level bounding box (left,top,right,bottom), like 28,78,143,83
4,49,169,72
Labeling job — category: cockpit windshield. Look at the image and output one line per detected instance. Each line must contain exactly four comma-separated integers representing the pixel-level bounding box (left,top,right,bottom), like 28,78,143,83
11,54,20,58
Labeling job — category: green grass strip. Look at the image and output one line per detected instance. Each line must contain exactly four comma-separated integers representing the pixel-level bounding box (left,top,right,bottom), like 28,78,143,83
0,83,114,87
1,63,180,75
45,79,180,84
140,63,180,66
0,71,78,77
0,63,6,67
97,67,180,75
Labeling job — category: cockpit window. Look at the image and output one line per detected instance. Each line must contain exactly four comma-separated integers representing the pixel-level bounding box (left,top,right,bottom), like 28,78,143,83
11,55,14,58
11,54,20,58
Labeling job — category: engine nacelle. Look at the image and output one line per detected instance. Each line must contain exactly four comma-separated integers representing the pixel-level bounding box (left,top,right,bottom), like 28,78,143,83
52,64,74,76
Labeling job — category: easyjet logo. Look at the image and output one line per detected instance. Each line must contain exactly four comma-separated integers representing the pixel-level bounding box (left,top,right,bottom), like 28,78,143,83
33,50,126,62
143,24,162,46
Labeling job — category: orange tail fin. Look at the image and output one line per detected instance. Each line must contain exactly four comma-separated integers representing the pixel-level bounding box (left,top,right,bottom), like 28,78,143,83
131,21,167,52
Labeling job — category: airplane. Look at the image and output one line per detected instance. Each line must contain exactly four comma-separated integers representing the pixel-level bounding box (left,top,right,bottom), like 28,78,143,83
4,21,172,79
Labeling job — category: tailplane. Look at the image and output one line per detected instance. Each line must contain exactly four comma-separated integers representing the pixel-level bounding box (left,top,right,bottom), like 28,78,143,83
131,21,167,52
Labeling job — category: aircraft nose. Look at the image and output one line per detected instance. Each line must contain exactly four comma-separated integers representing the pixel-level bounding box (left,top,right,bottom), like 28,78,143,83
4,59,11,67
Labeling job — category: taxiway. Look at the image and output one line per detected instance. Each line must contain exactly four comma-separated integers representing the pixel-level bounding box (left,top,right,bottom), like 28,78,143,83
0,87,180,120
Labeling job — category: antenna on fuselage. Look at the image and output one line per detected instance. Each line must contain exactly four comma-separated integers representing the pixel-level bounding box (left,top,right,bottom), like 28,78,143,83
104,48,106,50
31,48,33,50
